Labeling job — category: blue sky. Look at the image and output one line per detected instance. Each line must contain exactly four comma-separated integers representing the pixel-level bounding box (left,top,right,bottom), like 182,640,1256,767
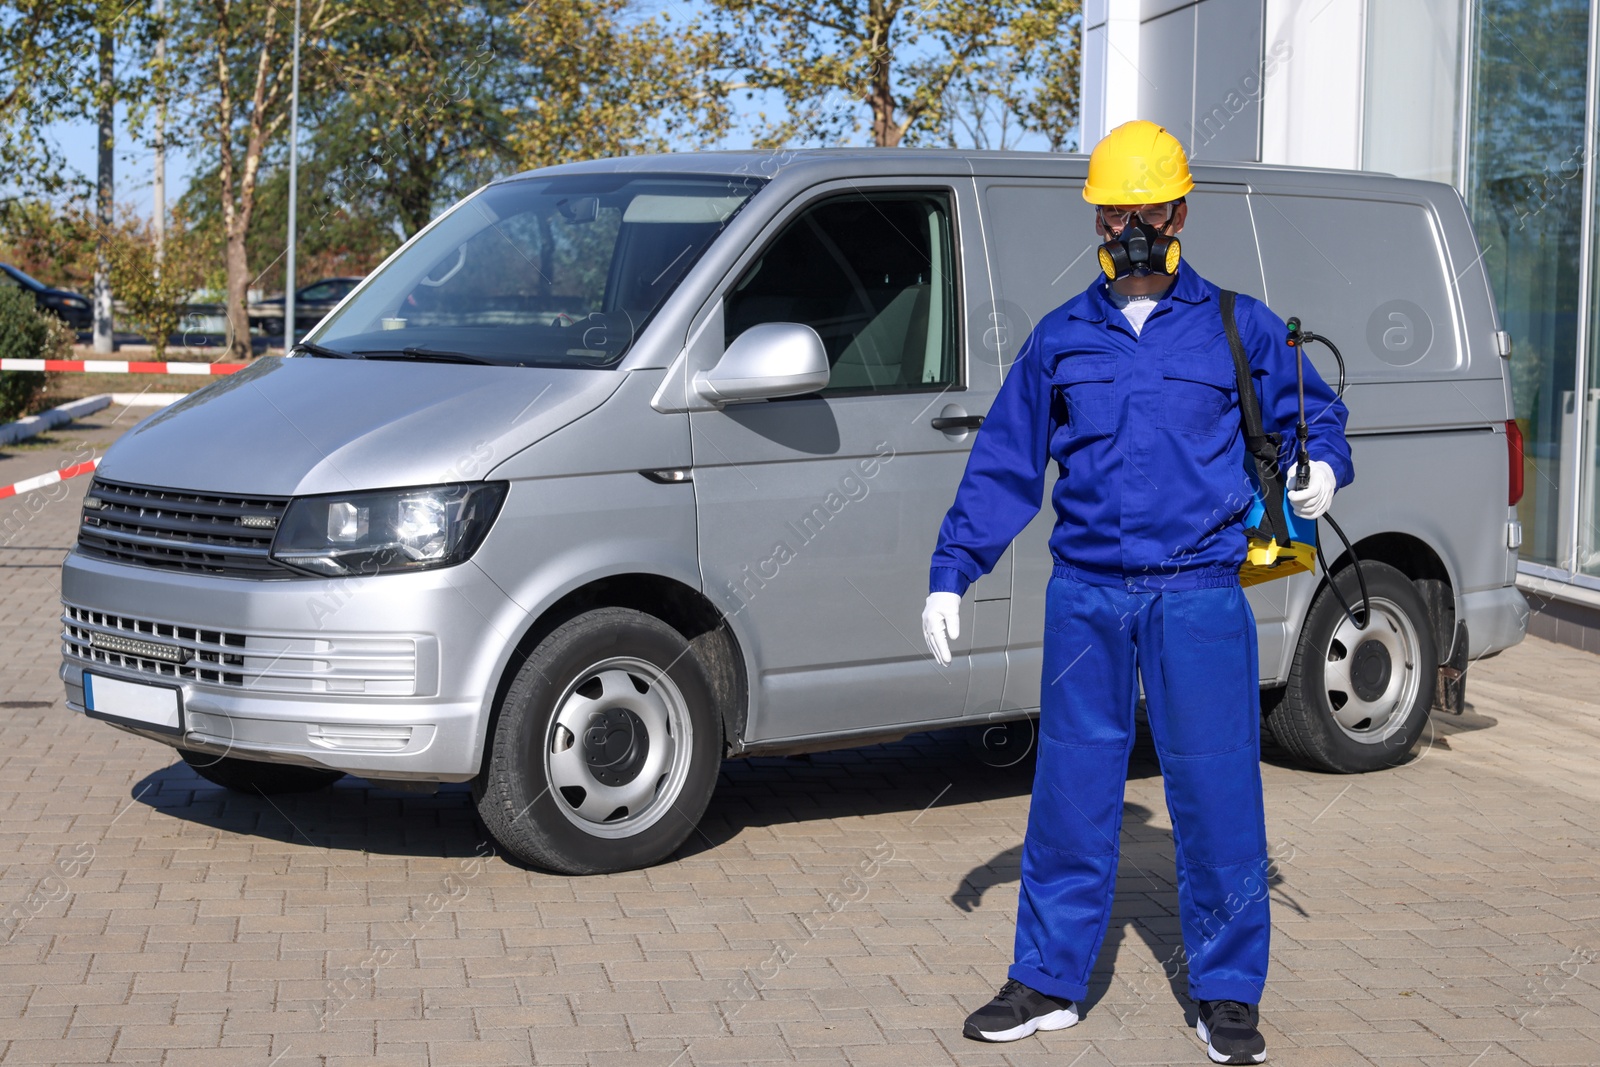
41,96,1063,229
31,2,1068,228
41,105,189,223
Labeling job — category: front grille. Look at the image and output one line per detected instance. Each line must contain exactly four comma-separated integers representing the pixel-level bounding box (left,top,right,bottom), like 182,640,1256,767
63,605,419,695
64,606,246,685
76,478,293,578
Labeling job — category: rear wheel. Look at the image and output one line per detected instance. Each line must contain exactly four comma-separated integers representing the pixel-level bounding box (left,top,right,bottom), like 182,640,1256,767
474,608,722,874
179,749,344,794
1265,561,1437,773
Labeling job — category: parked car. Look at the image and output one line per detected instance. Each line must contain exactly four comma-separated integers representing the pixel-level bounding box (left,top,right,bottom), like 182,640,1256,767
1,261,91,330
248,276,363,336
61,151,1527,874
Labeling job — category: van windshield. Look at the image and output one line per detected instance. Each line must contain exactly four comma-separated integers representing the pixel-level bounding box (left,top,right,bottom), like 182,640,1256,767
309,173,764,368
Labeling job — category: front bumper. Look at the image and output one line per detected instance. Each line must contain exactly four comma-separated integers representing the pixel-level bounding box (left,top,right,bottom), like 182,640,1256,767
60,550,524,781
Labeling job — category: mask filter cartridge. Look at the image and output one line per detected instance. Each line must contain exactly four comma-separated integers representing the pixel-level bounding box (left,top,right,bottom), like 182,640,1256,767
1097,220,1182,282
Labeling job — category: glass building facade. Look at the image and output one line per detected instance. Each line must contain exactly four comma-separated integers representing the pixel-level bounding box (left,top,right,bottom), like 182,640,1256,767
1366,0,1598,587
1465,0,1592,577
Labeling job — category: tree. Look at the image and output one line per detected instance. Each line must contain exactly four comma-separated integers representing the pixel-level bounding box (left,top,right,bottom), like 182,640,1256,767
930,2,1080,153
0,1,97,206
169,0,714,357
1,2,160,204
92,12,113,351
507,0,730,168
997,0,1079,151
301,1,523,240
711,0,1079,149
170,0,355,358
3,1,159,357
247,157,402,285
109,209,205,358
2,197,210,353
173,147,400,301
0,197,102,289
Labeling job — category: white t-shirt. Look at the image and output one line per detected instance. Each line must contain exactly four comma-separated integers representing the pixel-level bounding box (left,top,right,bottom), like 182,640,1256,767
1105,287,1160,336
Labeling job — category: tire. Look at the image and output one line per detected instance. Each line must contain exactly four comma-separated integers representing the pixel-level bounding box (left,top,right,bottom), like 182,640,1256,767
1265,561,1437,773
179,749,345,794
473,608,723,875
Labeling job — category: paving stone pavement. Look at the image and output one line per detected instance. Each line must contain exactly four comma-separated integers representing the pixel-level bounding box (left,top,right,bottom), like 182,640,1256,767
1,415,1598,1066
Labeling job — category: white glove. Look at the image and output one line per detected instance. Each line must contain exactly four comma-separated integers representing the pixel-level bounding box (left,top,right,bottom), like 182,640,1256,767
921,592,962,666
1287,459,1336,520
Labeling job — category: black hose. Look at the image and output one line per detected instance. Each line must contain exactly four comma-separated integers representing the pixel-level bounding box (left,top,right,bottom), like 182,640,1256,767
1317,514,1369,630
1311,333,1347,398
1286,320,1365,628
1285,324,1348,399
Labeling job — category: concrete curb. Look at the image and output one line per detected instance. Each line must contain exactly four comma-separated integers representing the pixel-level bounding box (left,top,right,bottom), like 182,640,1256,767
0,395,113,447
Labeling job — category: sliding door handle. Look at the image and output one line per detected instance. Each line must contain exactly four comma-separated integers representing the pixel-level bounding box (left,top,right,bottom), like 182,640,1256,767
931,415,984,431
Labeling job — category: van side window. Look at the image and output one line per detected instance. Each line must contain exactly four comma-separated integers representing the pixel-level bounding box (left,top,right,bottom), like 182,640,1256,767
724,191,958,394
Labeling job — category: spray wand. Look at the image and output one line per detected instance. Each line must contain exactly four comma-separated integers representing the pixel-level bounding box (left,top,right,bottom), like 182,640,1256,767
1285,317,1369,629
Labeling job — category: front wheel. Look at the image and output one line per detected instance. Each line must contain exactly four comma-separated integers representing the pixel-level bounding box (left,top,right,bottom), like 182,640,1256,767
474,608,723,874
1265,561,1437,773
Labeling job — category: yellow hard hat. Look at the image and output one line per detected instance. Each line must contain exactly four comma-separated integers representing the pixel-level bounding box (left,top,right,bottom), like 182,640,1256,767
1082,120,1195,205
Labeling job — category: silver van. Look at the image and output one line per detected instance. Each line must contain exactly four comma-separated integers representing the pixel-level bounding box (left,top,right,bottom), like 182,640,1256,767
60,150,1528,873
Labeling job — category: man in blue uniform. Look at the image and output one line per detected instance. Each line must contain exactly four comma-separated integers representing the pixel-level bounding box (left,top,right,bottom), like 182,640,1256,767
921,121,1353,1065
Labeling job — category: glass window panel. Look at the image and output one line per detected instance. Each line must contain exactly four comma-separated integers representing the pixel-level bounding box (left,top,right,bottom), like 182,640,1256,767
1583,175,1600,576
313,174,761,368
1363,0,1465,184
724,192,958,395
1466,0,1590,567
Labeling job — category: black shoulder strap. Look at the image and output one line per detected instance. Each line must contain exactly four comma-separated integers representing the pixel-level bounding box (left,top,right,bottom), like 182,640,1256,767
1219,291,1267,443
1220,290,1292,548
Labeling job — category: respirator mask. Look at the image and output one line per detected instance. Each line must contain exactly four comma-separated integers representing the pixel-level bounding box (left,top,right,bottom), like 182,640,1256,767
1096,206,1182,282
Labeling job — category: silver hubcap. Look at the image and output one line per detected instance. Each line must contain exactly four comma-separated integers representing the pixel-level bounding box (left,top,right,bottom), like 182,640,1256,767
1320,595,1421,744
544,656,692,838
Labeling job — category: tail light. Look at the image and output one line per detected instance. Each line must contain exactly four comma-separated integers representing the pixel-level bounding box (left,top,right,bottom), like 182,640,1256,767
1506,419,1524,505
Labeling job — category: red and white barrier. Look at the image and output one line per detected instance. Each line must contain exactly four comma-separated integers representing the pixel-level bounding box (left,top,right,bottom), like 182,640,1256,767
0,458,100,502
0,359,246,375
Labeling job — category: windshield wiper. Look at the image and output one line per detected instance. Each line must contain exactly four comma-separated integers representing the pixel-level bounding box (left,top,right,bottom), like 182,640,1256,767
354,347,497,365
292,340,361,359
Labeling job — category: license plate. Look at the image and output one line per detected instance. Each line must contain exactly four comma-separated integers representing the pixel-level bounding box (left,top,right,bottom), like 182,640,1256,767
84,673,183,734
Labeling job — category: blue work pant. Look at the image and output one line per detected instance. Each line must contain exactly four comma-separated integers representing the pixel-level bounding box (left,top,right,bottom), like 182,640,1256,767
1009,570,1271,1005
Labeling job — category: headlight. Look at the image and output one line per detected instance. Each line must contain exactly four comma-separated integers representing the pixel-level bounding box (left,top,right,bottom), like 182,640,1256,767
271,482,507,577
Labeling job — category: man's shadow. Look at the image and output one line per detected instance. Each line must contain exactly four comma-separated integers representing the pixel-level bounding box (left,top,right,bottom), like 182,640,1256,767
952,801,1191,1015
950,725,1299,1021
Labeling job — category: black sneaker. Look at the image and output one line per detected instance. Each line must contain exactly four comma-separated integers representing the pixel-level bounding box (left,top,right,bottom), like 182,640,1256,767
962,978,1079,1042
1196,999,1267,1064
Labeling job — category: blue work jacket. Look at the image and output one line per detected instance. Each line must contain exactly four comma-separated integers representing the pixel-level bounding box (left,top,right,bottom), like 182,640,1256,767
929,264,1354,595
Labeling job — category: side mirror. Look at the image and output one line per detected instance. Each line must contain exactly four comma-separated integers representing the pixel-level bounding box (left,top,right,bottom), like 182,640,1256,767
692,322,830,404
